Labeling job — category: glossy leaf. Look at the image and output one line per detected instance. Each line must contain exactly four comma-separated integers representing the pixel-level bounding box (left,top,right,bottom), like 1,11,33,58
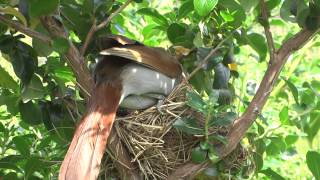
29,0,60,17
0,65,18,91
19,101,43,125
167,23,186,44
53,37,70,54
191,147,207,163
193,0,218,16
246,33,267,61
12,136,30,156
260,168,285,180
279,106,289,125
21,74,45,102
306,151,320,180
173,118,204,135
137,8,168,27
253,152,263,172
266,137,287,156
178,0,194,19
284,78,299,105
186,91,206,112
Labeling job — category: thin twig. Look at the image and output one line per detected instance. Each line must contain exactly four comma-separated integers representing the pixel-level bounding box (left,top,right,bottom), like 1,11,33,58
0,15,51,44
187,32,235,80
80,19,97,56
260,0,276,62
80,0,133,56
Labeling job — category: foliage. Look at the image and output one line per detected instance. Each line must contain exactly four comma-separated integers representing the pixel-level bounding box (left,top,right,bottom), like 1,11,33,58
0,0,319,179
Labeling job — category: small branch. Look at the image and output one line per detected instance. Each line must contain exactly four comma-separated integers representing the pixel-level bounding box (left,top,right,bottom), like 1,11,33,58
80,19,96,56
187,32,234,80
0,15,51,44
80,0,133,56
260,0,276,62
169,28,319,179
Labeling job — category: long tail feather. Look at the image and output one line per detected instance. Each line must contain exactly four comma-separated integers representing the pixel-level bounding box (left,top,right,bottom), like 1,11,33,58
59,83,121,180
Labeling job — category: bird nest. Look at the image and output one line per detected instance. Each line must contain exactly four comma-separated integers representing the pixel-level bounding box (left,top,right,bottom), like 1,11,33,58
105,80,249,179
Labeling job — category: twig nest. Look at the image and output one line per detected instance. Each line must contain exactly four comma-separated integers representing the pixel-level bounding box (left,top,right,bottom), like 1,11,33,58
111,80,248,179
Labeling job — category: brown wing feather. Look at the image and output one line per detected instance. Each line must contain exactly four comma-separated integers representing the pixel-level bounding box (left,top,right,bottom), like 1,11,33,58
100,45,181,78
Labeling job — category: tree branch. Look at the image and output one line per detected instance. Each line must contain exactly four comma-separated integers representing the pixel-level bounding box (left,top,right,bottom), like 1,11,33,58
187,32,235,80
260,0,276,62
0,15,51,44
169,27,319,179
80,0,133,56
40,16,140,179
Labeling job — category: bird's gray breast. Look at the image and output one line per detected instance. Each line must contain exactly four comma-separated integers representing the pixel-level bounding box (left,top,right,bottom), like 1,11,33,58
119,63,178,109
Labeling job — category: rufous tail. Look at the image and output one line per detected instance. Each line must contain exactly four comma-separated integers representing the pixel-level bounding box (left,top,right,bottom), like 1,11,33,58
59,83,121,180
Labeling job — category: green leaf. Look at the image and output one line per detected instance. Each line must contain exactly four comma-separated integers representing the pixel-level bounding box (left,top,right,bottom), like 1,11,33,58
53,37,70,54
305,112,320,143
208,135,228,145
266,137,286,156
173,118,204,135
0,155,23,172
19,101,43,125
167,23,186,44
0,65,18,91
246,33,267,61
220,10,234,22
137,8,168,27
21,74,45,102
260,168,285,180
300,89,315,106
24,157,42,179
29,0,60,18
285,134,299,146
280,0,296,22
142,24,161,40
279,106,289,125
32,25,52,56
306,151,320,180
193,0,218,16
10,41,38,86
253,152,263,172
191,147,207,163
238,0,259,12
12,136,30,156
200,141,210,150
209,112,237,126
186,91,206,112
208,149,219,163
178,0,194,19
283,78,299,105
219,0,246,28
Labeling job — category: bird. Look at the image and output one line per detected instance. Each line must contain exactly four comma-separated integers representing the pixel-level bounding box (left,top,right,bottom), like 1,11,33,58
58,35,182,180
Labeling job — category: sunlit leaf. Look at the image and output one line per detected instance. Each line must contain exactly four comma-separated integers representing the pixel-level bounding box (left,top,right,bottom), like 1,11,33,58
193,0,218,16
306,151,320,180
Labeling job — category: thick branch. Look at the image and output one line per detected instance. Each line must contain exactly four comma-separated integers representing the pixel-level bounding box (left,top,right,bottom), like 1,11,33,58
40,16,140,179
40,16,93,99
80,0,133,56
169,28,319,179
0,15,51,44
260,0,276,62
